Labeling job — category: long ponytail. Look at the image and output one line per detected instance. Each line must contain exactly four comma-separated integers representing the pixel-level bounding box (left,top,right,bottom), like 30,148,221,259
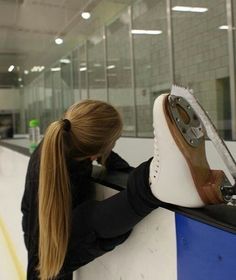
38,121,71,279
37,99,123,279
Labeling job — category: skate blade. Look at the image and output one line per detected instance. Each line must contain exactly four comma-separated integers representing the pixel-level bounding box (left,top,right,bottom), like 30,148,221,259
163,94,224,204
170,85,236,187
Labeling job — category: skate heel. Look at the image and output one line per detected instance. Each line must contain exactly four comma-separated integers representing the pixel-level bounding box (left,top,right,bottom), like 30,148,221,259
198,169,225,204
163,94,225,205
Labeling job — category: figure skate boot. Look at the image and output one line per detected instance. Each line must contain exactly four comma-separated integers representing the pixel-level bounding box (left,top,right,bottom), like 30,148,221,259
149,86,236,208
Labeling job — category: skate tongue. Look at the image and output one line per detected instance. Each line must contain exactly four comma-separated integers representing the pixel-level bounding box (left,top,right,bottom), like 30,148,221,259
170,85,236,186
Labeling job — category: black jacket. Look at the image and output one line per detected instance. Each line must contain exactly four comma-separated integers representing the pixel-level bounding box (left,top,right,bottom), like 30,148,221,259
21,147,161,279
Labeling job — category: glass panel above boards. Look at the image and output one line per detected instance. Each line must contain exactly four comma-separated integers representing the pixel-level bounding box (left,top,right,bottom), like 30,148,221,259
172,0,231,139
106,8,136,137
132,0,171,137
87,30,107,102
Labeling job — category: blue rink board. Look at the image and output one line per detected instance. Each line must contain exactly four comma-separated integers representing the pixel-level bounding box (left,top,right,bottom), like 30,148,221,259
175,214,236,280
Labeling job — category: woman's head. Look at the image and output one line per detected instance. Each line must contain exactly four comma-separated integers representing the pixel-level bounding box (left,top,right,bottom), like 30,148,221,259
38,100,122,279
63,99,123,161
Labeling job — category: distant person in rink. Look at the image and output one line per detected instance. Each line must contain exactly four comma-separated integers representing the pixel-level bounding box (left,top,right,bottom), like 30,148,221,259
21,92,226,279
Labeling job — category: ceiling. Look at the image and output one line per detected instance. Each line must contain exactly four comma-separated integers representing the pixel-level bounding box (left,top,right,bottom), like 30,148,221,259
0,0,134,88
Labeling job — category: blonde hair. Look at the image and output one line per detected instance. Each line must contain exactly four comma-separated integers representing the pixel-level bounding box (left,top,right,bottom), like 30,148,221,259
38,100,122,279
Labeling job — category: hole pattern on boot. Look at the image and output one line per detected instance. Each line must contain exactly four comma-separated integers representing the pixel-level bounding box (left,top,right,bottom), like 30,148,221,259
151,130,160,185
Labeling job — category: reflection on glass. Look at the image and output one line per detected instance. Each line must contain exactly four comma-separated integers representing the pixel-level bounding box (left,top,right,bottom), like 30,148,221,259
87,31,107,101
107,9,135,136
44,70,54,125
61,55,73,112
32,82,40,120
79,44,88,99
52,64,63,119
72,49,80,102
23,87,30,132
37,76,45,132
27,85,34,125
233,1,236,139
172,0,230,139
28,82,40,127
133,0,171,137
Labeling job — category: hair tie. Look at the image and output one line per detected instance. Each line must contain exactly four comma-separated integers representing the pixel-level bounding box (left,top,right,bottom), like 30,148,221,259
62,119,71,131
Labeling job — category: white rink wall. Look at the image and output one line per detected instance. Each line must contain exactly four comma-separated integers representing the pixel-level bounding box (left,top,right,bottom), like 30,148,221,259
74,207,177,280
115,138,236,179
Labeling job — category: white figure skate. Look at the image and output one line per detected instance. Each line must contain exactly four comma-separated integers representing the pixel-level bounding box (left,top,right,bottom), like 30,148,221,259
149,85,236,208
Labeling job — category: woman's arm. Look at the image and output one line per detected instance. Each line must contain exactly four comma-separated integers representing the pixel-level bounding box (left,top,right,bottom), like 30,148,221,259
98,151,134,172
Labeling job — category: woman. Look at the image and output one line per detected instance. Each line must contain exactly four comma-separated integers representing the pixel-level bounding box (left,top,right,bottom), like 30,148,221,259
21,100,162,279
21,97,222,279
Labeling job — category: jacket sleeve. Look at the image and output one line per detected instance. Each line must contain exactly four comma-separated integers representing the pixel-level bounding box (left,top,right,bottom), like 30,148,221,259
21,147,40,251
98,151,134,172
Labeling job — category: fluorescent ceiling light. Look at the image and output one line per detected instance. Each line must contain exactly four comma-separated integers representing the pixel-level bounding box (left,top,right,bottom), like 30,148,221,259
51,67,61,72
219,25,228,30
191,7,208,12
172,6,190,12
219,25,228,29
60,58,71,64
219,25,235,30
31,66,45,72
107,65,116,70
81,12,91,20
80,67,87,72
8,65,14,72
131,29,162,35
24,70,29,75
172,6,208,13
55,37,63,45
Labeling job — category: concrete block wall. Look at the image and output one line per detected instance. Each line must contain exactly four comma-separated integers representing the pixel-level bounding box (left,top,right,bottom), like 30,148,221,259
132,0,230,132
172,0,229,125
